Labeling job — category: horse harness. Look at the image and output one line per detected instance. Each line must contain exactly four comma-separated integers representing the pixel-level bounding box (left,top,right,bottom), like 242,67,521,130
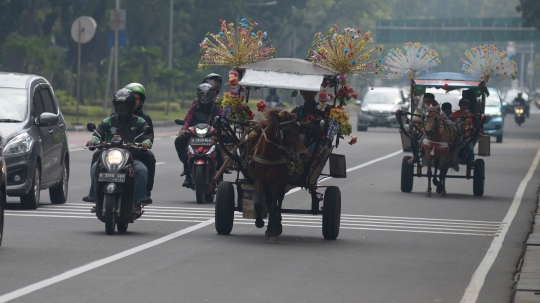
252,119,299,166
421,108,456,156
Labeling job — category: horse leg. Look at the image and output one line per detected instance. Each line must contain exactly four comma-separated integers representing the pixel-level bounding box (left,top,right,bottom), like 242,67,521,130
439,163,450,197
267,192,279,244
275,190,285,237
426,164,432,197
432,159,439,186
253,181,265,229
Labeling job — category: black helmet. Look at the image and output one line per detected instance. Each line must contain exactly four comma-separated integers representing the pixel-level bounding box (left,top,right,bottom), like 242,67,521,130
196,83,216,106
112,88,136,118
202,73,222,94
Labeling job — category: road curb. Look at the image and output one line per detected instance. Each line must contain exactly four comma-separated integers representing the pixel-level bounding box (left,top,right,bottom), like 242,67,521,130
514,186,540,303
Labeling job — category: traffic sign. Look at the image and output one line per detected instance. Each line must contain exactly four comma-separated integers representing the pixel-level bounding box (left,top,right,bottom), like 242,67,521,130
71,16,97,44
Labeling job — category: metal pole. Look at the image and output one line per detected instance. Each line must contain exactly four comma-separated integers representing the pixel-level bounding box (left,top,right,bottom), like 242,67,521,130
76,20,81,124
168,0,173,69
530,42,535,93
104,47,114,114
114,0,119,92
520,51,525,88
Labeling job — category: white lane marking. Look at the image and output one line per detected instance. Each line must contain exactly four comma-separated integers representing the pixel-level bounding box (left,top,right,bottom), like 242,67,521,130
156,162,166,165
286,149,403,195
459,147,540,303
0,220,214,303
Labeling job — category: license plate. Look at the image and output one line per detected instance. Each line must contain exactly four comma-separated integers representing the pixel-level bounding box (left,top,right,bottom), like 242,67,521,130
98,173,126,183
190,138,213,145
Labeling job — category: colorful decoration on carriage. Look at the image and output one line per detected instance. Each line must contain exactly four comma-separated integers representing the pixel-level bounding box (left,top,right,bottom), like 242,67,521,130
198,18,277,68
221,69,254,122
308,25,382,77
380,42,441,81
256,101,268,112
460,45,518,83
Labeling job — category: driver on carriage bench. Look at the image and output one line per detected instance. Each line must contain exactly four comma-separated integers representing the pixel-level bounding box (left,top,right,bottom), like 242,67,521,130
175,83,225,187
412,93,439,123
452,98,475,166
292,90,329,152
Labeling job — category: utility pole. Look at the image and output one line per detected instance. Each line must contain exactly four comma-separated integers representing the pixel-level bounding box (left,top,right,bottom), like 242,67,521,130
169,0,173,69
114,0,120,92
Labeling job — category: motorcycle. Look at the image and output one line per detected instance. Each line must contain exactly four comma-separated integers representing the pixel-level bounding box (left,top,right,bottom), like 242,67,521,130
87,122,152,235
514,105,526,126
175,119,220,204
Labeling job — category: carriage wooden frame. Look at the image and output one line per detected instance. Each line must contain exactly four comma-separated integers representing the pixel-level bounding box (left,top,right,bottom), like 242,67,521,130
212,58,347,240
395,72,490,196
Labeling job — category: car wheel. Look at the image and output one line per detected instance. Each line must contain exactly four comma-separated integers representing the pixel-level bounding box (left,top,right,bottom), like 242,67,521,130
21,166,40,209
49,161,68,204
496,134,503,143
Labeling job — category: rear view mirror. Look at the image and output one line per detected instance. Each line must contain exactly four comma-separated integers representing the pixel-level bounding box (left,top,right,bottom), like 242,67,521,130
87,122,96,132
175,119,184,125
37,113,58,127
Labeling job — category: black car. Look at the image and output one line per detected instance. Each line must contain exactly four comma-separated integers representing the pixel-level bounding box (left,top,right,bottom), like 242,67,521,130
0,72,69,209
0,130,6,246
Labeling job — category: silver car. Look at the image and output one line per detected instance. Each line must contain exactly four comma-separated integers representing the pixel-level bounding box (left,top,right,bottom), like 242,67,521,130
356,87,408,131
0,72,69,209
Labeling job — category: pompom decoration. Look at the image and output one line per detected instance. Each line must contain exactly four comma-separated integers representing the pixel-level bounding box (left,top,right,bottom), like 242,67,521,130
198,18,277,68
460,45,518,83
308,26,382,77
380,42,441,81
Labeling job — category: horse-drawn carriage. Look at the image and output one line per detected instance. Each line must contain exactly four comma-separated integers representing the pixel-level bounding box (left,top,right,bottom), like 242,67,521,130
212,58,348,242
396,72,490,197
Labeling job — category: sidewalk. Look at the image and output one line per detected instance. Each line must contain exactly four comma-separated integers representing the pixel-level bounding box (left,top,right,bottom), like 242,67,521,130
514,188,540,302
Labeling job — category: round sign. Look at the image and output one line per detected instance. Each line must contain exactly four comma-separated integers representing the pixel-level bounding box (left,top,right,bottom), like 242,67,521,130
71,16,97,44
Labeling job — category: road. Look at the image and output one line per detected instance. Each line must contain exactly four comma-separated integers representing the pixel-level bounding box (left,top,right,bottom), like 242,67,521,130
0,111,539,303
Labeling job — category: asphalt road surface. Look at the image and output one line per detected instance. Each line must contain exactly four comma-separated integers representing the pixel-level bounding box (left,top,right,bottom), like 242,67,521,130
0,110,539,303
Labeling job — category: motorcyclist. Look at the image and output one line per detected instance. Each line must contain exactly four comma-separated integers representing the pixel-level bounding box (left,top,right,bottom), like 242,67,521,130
85,83,156,201
84,88,153,213
175,83,223,187
513,92,527,107
125,83,156,199
191,73,223,105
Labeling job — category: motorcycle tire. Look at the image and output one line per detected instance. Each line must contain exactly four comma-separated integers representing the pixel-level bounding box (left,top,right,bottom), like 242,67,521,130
105,193,116,235
194,166,206,204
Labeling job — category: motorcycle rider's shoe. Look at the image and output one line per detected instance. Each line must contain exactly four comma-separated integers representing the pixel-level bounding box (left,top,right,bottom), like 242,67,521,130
82,195,96,203
180,171,186,177
182,177,192,188
132,202,142,215
90,205,96,213
468,160,476,167
140,197,153,206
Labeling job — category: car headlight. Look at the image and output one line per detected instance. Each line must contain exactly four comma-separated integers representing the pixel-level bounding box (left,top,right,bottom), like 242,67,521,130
195,128,208,138
360,106,370,114
4,133,34,155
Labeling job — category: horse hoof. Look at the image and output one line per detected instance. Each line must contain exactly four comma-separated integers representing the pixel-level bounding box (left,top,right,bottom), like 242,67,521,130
255,218,265,228
442,191,447,197
268,236,278,244
264,231,269,240
425,191,431,197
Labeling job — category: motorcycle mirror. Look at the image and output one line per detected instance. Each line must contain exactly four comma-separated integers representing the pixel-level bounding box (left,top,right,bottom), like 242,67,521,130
175,119,185,125
142,126,152,135
87,122,96,132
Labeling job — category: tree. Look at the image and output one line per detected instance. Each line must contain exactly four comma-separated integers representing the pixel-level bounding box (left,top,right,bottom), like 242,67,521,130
516,0,540,30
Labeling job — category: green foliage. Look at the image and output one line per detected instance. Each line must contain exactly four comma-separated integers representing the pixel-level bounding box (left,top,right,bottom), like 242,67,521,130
61,105,103,117
55,89,77,107
144,101,180,112
516,0,540,30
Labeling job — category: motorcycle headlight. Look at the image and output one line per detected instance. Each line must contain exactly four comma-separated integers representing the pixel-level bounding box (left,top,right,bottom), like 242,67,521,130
104,149,125,172
205,145,216,155
4,133,34,155
107,150,124,165
195,128,208,138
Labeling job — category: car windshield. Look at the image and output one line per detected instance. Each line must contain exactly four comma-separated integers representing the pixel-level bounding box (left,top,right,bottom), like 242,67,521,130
485,96,500,107
363,91,402,104
432,93,461,110
0,88,27,121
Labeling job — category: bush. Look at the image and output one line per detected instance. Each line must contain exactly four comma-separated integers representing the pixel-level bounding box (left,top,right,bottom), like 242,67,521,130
55,90,76,107
144,101,180,112
61,105,103,117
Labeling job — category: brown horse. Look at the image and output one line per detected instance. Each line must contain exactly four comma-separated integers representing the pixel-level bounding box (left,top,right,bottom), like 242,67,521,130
248,108,308,243
421,104,457,197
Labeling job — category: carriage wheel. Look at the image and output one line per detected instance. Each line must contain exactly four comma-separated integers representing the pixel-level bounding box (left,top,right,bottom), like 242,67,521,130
473,159,485,196
322,186,341,240
401,156,414,193
215,182,235,235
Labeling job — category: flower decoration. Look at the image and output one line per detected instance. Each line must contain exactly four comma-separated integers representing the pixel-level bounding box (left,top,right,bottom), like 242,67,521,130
221,69,254,122
348,137,358,145
336,84,358,106
308,26,382,77
256,101,268,112
460,44,518,83
198,18,277,68
380,42,441,81
328,105,352,136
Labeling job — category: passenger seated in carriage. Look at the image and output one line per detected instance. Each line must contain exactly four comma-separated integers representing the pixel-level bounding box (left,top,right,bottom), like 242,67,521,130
451,98,475,166
441,102,453,119
291,90,329,153
412,92,439,123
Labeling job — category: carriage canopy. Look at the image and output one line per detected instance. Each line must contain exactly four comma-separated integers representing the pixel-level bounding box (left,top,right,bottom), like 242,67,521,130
238,58,334,92
412,72,488,92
